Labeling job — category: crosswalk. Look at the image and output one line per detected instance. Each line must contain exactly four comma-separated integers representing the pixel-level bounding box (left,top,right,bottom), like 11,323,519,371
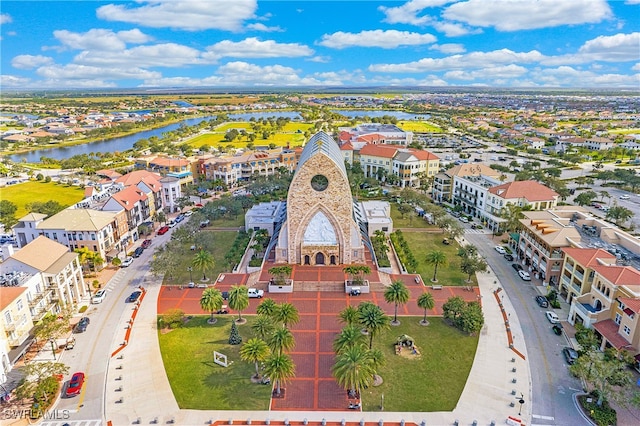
40,420,103,426
465,228,492,235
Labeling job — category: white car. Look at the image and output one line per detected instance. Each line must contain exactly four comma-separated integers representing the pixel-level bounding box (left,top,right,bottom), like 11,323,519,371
247,288,264,298
546,311,560,324
183,210,193,217
619,194,630,200
121,257,134,268
494,246,507,255
518,270,531,281
92,289,107,304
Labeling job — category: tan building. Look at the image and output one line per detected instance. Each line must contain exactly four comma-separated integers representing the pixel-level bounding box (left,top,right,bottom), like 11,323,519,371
514,211,582,286
202,149,297,185
1,287,34,380
275,132,365,265
432,163,501,205
561,248,617,306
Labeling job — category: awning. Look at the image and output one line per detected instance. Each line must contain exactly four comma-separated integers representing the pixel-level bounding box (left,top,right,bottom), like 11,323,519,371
510,233,520,242
8,334,35,364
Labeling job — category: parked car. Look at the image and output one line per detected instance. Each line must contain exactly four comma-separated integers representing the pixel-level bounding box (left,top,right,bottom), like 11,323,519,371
65,372,85,397
126,290,142,303
562,347,579,365
199,220,210,228
247,288,264,298
619,194,630,200
512,263,524,272
121,257,134,268
183,210,193,217
141,239,152,249
168,220,177,228
535,295,549,308
494,246,507,254
552,324,563,335
546,311,560,324
459,216,469,223
157,226,170,235
504,254,514,261
133,247,144,258
92,289,107,304
518,270,531,281
74,317,90,333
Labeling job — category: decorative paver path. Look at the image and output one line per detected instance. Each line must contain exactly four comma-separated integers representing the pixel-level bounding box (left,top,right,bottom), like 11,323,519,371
157,268,480,412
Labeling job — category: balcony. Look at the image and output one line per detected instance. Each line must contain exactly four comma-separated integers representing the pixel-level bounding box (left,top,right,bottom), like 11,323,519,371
4,322,16,331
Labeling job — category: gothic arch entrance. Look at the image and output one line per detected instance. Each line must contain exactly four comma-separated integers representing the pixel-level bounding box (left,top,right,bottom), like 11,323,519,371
330,255,336,265
315,252,325,265
304,255,310,265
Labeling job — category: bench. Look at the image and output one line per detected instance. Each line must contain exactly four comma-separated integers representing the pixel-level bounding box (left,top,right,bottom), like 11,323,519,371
431,285,443,290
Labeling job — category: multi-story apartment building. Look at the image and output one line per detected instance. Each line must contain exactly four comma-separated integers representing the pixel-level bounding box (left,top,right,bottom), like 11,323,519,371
115,170,163,218
102,185,151,241
202,149,297,185
13,209,125,261
514,210,583,286
1,287,33,383
560,248,617,306
135,155,194,191
484,181,559,232
338,123,413,146
432,163,501,205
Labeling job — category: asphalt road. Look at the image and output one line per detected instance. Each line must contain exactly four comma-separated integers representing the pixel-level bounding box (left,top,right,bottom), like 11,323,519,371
54,228,174,423
464,231,585,426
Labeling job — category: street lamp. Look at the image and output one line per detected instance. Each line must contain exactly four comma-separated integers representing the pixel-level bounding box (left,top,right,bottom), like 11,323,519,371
187,267,193,283
517,393,525,416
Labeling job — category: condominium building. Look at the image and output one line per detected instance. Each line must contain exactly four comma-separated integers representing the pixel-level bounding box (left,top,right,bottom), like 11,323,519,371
338,123,413,146
432,163,501,206
202,149,297,185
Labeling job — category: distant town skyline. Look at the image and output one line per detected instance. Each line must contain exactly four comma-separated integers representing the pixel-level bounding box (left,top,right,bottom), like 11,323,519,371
0,0,639,90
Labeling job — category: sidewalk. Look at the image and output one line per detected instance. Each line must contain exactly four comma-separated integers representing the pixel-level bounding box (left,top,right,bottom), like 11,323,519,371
104,267,532,425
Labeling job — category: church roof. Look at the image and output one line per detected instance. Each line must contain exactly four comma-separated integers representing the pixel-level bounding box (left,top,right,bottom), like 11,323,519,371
296,132,347,178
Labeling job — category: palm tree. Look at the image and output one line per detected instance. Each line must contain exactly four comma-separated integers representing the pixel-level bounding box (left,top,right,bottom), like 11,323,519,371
338,305,359,326
384,280,410,325
252,315,275,340
425,250,447,283
199,288,224,323
333,324,365,354
357,302,390,350
332,345,375,399
268,265,292,286
343,265,371,286
256,298,278,318
268,327,295,356
417,292,435,325
228,285,249,323
240,337,271,380
192,249,215,281
263,353,295,397
274,302,299,329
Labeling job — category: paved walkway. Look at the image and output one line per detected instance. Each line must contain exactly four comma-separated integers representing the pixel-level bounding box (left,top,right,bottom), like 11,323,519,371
103,263,532,426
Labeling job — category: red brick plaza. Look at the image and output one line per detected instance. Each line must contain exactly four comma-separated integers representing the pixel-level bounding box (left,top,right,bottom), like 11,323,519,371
157,263,480,412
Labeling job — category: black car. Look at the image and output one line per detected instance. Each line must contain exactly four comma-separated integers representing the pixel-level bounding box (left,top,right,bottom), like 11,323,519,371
535,295,549,308
504,253,514,261
552,324,563,335
133,247,144,258
73,317,90,333
562,347,579,365
126,291,142,303
512,263,524,272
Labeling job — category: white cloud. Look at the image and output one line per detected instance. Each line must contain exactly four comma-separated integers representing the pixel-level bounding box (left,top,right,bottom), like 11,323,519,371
625,0,640,4
379,0,453,26
246,23,283,32
54,29,153,51
318,30,437,49
308,56,331,63
529,66,640,87
36,63,161,82
429,43,466,54
97,0,258,32
203,38,313,60
632,63,640,72
432,21,478,37
11,55,54,70
0,75,30,88
0,13,12,24
444,64,528,80
578,32,640,61
443,0,613,31
369,49,544,72
73,43,204,68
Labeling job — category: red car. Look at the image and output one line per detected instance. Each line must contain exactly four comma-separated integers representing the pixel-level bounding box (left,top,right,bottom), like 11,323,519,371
141,239,152,249
157,226,170,235
65,372,85,397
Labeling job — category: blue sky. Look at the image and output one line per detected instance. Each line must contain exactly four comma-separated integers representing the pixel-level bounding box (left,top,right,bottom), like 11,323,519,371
1,0,639,90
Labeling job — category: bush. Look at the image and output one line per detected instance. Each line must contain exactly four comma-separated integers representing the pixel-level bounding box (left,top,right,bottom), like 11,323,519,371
161,308,185,329
44,176,51,183
578,393,616,426
78,305,88,313
228,321,242,345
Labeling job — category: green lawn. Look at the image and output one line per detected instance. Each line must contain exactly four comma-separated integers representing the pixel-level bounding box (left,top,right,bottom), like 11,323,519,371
159,316,477,412
363,318,478,411
391,204,434,228
397,121,443,133
161,230,238,285
158,316,272,410
0,180,85,218
402,231,476,286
